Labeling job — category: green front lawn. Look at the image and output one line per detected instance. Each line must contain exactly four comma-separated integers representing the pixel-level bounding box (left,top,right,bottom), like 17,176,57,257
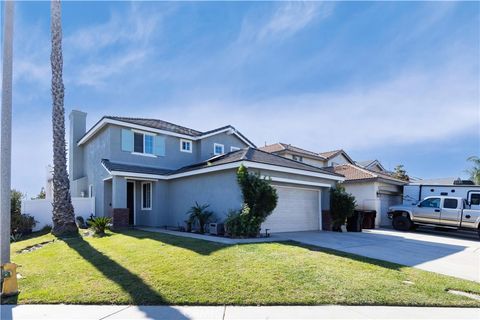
4,230,480,306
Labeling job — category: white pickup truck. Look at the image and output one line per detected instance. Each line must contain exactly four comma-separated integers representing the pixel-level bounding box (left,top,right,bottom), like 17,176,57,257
388,196,480,237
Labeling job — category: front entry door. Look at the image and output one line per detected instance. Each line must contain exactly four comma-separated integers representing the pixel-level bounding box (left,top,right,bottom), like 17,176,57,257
127,182,135,225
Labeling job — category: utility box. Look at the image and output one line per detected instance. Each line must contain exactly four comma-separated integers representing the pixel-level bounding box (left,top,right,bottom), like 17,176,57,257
209,223,224,235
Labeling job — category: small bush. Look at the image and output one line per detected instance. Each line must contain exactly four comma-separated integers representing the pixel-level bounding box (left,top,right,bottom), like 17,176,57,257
330,184,356,231
10,233,23,242
75,216,87,229
12,213,36,235
225,205,260,238
186,202,215,234
87,217,111,236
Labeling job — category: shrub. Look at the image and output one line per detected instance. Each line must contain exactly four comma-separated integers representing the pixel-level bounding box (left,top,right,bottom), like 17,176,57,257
87,217,111,236
186,202,214,234
10,189,36,235
226,165,278,237
330,184,356,232
75,216,87,229
10,233,23,242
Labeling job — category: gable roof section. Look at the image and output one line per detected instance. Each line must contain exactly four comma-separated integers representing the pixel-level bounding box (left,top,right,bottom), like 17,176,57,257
102,148,344,181
318,149,355,164
332,164,406,185
356,159,386,172
78,116,256,147
260,143,326,160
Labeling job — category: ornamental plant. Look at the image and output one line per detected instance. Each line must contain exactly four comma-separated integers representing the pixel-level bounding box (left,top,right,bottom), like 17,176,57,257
225,165,278,237
330,183,356,232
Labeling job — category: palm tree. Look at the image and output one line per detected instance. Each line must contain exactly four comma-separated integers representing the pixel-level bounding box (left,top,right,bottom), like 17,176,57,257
50,0,77,236
466,156,480,185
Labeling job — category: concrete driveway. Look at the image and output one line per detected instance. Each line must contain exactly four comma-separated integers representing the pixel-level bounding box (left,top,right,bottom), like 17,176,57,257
278,229,480,282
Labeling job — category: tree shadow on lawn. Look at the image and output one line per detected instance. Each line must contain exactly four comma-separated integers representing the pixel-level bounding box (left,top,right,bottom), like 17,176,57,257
120,229,227,256
62,236,189,319
120,229,406,271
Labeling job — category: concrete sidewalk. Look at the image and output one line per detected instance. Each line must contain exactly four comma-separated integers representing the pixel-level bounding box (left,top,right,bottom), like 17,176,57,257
1,305,479,320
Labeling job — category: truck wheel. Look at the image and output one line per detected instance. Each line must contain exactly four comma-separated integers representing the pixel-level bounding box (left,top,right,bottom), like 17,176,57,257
392,215,412,231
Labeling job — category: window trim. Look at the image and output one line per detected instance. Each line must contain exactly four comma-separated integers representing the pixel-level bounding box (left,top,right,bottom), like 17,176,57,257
180,139,193,153
88,184,94,198
214,143,224,155
292,155,303,162
132,131,157,157
141,182,152,210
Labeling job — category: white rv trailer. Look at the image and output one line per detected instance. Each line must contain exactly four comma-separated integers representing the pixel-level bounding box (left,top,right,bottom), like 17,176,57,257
403,183,480,209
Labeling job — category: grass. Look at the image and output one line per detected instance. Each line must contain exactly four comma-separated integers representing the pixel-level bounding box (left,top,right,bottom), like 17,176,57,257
3,229,480,306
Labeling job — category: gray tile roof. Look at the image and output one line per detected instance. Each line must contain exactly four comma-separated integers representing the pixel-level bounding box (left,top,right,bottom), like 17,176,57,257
102,159,173,176
260,143,325,159
173,148,343,176
105,116,203,136
102,148,343,178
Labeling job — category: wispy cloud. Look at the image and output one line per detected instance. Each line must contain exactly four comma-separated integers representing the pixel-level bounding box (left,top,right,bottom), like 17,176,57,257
65,3,163,52
76,50,148,87
257,2,332,41
157,60,478,152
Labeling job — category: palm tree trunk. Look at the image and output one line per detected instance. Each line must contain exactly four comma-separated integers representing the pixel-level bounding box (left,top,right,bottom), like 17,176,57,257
0,1,14,264
51,0,77,236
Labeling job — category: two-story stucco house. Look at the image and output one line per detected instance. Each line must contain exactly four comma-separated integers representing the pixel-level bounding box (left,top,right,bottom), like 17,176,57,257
261,143,406,227
69,111,344,233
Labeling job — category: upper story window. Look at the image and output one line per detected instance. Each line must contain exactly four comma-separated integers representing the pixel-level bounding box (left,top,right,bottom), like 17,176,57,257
292,155,303,162
180,139,192,153
134,132,155,155
122,128,165,157
214,143,224,155
230,146,240,152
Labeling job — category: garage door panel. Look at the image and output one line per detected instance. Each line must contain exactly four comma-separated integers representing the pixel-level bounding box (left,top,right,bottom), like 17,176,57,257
379,194,402,226
262,186,320,232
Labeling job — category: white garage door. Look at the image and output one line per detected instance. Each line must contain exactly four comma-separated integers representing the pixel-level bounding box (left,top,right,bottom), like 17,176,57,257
379,193,402,226
262,186,320,233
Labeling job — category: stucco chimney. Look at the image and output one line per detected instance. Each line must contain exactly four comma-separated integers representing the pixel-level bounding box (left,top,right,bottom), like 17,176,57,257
68,110,87,182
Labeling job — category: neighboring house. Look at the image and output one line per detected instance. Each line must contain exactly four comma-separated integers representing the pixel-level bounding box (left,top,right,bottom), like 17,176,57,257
355,159,387,173
261,143,406,227
69,110,344,233
259,143,327,167
318,149,355,167
330,164,406,226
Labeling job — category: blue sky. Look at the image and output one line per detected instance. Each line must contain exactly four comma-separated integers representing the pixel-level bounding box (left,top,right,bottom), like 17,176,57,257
5,1,480,197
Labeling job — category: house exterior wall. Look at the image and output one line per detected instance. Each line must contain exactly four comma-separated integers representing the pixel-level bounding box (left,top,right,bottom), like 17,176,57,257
343,182,378,211
327,154,351,166
343,181,403,227
109,125,197,170
80,126,112,215
281,152,325,168
134,180,169,227
197,133,248,161
166,169,242,228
